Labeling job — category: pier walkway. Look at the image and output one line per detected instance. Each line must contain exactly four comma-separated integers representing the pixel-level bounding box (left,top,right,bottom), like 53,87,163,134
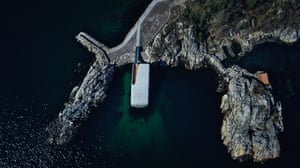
108,0,165,54
76,32,110,64
76,0,187,64
75,0,187,108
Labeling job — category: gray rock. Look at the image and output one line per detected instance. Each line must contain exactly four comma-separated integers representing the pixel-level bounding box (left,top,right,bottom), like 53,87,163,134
145,25,207,69
220,66,283,162
279,27,298,43
46,0,299,163
113,52,135,67
46,61,114,145
143,13,292,163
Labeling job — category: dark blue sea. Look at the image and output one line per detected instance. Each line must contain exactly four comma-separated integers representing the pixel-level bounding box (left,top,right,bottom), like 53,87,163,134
0,0,299,167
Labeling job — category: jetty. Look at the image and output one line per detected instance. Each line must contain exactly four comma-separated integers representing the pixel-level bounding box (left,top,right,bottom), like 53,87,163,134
75,32,110,64
130,22,150,108
76,0,187,62
75,0,187,108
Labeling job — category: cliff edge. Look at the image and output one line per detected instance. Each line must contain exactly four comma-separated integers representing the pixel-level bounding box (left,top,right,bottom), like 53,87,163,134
144,0,299,162
47,0,299,162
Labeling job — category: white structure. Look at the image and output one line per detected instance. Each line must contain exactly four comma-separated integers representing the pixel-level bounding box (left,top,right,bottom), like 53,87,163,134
130,64,150,108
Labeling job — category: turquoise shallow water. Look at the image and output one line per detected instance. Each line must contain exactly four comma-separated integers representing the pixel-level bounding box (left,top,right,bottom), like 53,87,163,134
76,65,225,167
0,0,300,167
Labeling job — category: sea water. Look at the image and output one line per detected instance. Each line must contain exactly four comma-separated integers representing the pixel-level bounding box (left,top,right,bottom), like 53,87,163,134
0,0,299,167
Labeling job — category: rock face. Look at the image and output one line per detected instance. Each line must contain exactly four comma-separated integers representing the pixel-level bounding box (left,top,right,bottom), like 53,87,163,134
46,0,299,163
145,21,286,162
145,24,207,70
220,66,283,162
46,61,114,145
145,0,300,65
231,27,300,57
142,0,300,162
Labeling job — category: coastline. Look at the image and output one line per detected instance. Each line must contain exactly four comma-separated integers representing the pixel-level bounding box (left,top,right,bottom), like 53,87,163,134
47,0,300,163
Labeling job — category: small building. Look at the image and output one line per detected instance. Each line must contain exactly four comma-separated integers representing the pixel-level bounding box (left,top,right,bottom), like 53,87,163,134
130,63,150,108
257,72,270,85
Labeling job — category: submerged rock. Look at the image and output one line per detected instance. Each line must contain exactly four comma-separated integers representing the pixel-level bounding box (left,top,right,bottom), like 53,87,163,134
46,61,114,145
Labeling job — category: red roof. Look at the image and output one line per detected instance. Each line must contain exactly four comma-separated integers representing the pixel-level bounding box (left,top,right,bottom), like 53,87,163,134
257,73,270,85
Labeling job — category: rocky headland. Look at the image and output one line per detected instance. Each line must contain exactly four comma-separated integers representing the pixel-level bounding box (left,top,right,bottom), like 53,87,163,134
46,61,114,145
47,0,300,162
144,0,299,161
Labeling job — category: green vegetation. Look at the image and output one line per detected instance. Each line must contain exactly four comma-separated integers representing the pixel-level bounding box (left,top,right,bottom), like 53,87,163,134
179,0,300,40
180,0,249,41
288,10,300,27
253,83,267,95
245,0,258,9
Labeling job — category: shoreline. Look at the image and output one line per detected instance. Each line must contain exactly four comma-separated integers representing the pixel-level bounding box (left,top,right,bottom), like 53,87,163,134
47,0,300,163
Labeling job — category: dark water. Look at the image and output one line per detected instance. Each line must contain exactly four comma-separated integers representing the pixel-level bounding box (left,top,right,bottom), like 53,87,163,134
0,0,300,167
76,66,225,168
238,42,300,168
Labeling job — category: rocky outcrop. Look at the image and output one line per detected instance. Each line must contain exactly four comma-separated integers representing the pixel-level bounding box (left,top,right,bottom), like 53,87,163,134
144,0,300,65
145,18,299,71
142,0,299,162
46,61,114,145
145,24,207,70
46,0,299,163
220,66,283,162
226,27,300,57
113,52,135,67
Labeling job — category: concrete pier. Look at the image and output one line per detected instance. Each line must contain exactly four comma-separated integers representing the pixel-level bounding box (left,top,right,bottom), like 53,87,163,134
76,32,110,64
106,0,187,63
74,0,188,108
